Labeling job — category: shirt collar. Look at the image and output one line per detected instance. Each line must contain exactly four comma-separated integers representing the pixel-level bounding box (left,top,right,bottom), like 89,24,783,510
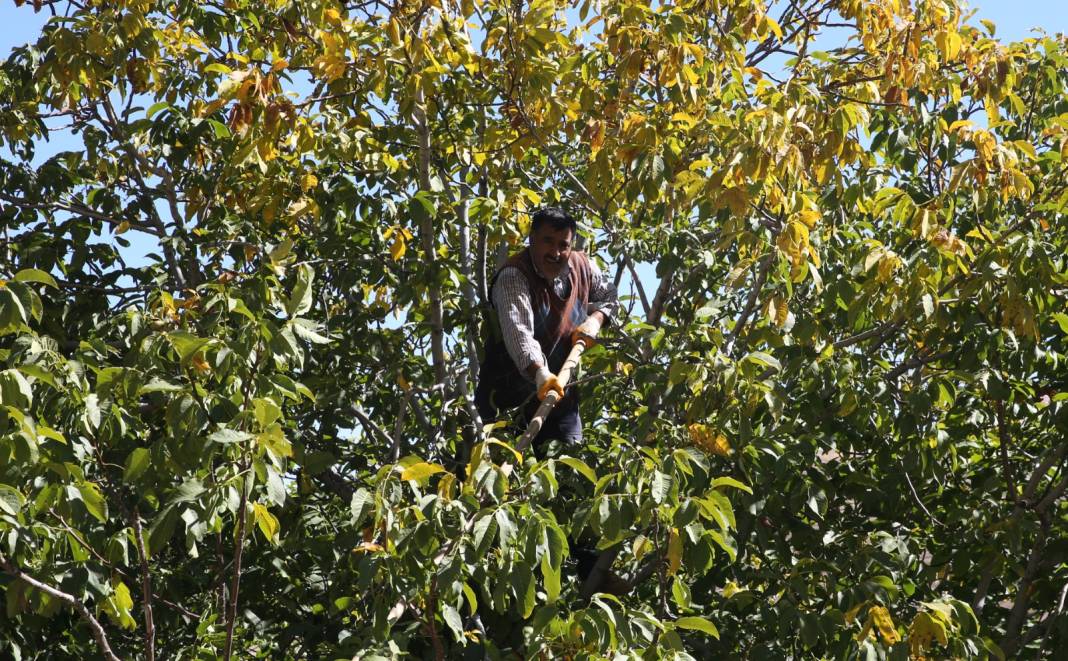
531,255,570,284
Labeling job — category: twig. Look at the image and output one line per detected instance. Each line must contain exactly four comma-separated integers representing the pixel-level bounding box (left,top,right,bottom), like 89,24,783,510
903,469,942,525
625,257,651,317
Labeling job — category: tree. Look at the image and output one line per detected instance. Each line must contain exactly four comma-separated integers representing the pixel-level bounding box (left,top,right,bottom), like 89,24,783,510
1,0,1066,657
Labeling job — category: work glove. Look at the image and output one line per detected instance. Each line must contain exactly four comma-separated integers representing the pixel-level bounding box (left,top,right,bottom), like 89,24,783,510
571,315,602,347
535,365,564,401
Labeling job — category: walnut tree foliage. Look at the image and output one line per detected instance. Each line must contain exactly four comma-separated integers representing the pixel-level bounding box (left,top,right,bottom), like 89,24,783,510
1,0,1067,658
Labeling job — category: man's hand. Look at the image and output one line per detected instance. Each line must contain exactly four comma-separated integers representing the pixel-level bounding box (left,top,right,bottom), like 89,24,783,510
571,313,603,347
535,365,564,401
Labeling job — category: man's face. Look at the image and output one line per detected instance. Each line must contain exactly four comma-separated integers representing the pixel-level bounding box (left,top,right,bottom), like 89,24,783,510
529,224,573,280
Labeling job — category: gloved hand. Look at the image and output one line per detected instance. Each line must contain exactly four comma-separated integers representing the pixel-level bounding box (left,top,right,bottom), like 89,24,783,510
535,365,564,401
571,315,603,347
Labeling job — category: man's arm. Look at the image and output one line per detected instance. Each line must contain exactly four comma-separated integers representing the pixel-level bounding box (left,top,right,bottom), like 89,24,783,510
587,260,619,324
572,260,619,344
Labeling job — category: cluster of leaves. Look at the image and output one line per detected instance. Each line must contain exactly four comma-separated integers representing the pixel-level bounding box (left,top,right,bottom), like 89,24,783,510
1,0,1066,658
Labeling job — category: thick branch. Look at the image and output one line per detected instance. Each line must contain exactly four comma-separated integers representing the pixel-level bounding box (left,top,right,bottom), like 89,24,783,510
725,253,774,354
223,467,250,661
413,85,447,387
1002,518,1050,656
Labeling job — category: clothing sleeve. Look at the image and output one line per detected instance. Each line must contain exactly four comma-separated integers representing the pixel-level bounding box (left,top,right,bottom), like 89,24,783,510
587,259,619,324
492,267,545,381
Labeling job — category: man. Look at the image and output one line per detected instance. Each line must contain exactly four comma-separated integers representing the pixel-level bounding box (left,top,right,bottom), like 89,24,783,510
476,206,617,453
475,206,630,596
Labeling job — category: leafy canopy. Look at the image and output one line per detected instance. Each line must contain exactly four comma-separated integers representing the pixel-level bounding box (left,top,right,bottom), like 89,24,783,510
1,0,1067,658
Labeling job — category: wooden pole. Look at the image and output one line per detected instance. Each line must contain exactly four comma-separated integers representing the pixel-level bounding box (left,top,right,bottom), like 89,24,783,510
516,339,588,453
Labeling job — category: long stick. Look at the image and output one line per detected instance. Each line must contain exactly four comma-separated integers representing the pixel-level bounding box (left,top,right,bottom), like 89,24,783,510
516,340,588,453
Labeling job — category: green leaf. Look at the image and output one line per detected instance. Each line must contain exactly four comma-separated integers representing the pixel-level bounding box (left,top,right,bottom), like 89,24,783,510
541,550,561,603
710,476,753,494
203,62,233,75
0,484,25,517
675,616,719,638
101,581,137,630
16,364,57,389
147,506,177,556
207,119,231,138
266,468,286,507
350,488,374,526
209,428,253,445
123,448,151,482
77,482,107,523
442,604,464,642
515,564,536,618
167,331,210,362
171,479,206,504
472,511,498,558
138,378,184,394
13,269,58,289
253,397,282,428
286,264,315,317
1053,312,1068,335
146,101,170,118
0,287,27,328
558,456,597,484
743,351,781,371
290,318,331,344
651,470,672,504
0,369,33,409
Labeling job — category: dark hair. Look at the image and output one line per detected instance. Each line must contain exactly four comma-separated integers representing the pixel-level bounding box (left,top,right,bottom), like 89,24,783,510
530,207,578,235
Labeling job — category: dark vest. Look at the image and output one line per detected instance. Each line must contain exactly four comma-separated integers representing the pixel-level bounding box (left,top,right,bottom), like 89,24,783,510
477,249,592,411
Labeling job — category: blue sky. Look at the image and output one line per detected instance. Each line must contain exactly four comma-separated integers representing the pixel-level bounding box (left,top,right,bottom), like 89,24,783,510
3,0,1066,57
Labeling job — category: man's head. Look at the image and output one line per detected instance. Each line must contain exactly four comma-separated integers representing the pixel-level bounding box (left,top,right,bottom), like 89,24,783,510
528,207,577,280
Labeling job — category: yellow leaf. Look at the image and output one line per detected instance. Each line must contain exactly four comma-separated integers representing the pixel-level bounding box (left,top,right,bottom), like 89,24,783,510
666,528,683,576
102,580,137,630
399,462,446,482
252,502,280,544
935,29,962,62
352,541,385,553
388,18,402,46
948,119,973,133
774,296,789,328
301,173,318,192
870,605,901,644
390,234,407,261
191,352,211,374
796,209,820,228
763,15,784,40
115,221,131,235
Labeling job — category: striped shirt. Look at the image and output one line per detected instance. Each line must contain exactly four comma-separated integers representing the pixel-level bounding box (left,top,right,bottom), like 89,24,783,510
492,255,617,380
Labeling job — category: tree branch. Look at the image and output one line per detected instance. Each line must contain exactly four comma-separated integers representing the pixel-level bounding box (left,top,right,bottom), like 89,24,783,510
132,508,156,661
0,557,121,661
